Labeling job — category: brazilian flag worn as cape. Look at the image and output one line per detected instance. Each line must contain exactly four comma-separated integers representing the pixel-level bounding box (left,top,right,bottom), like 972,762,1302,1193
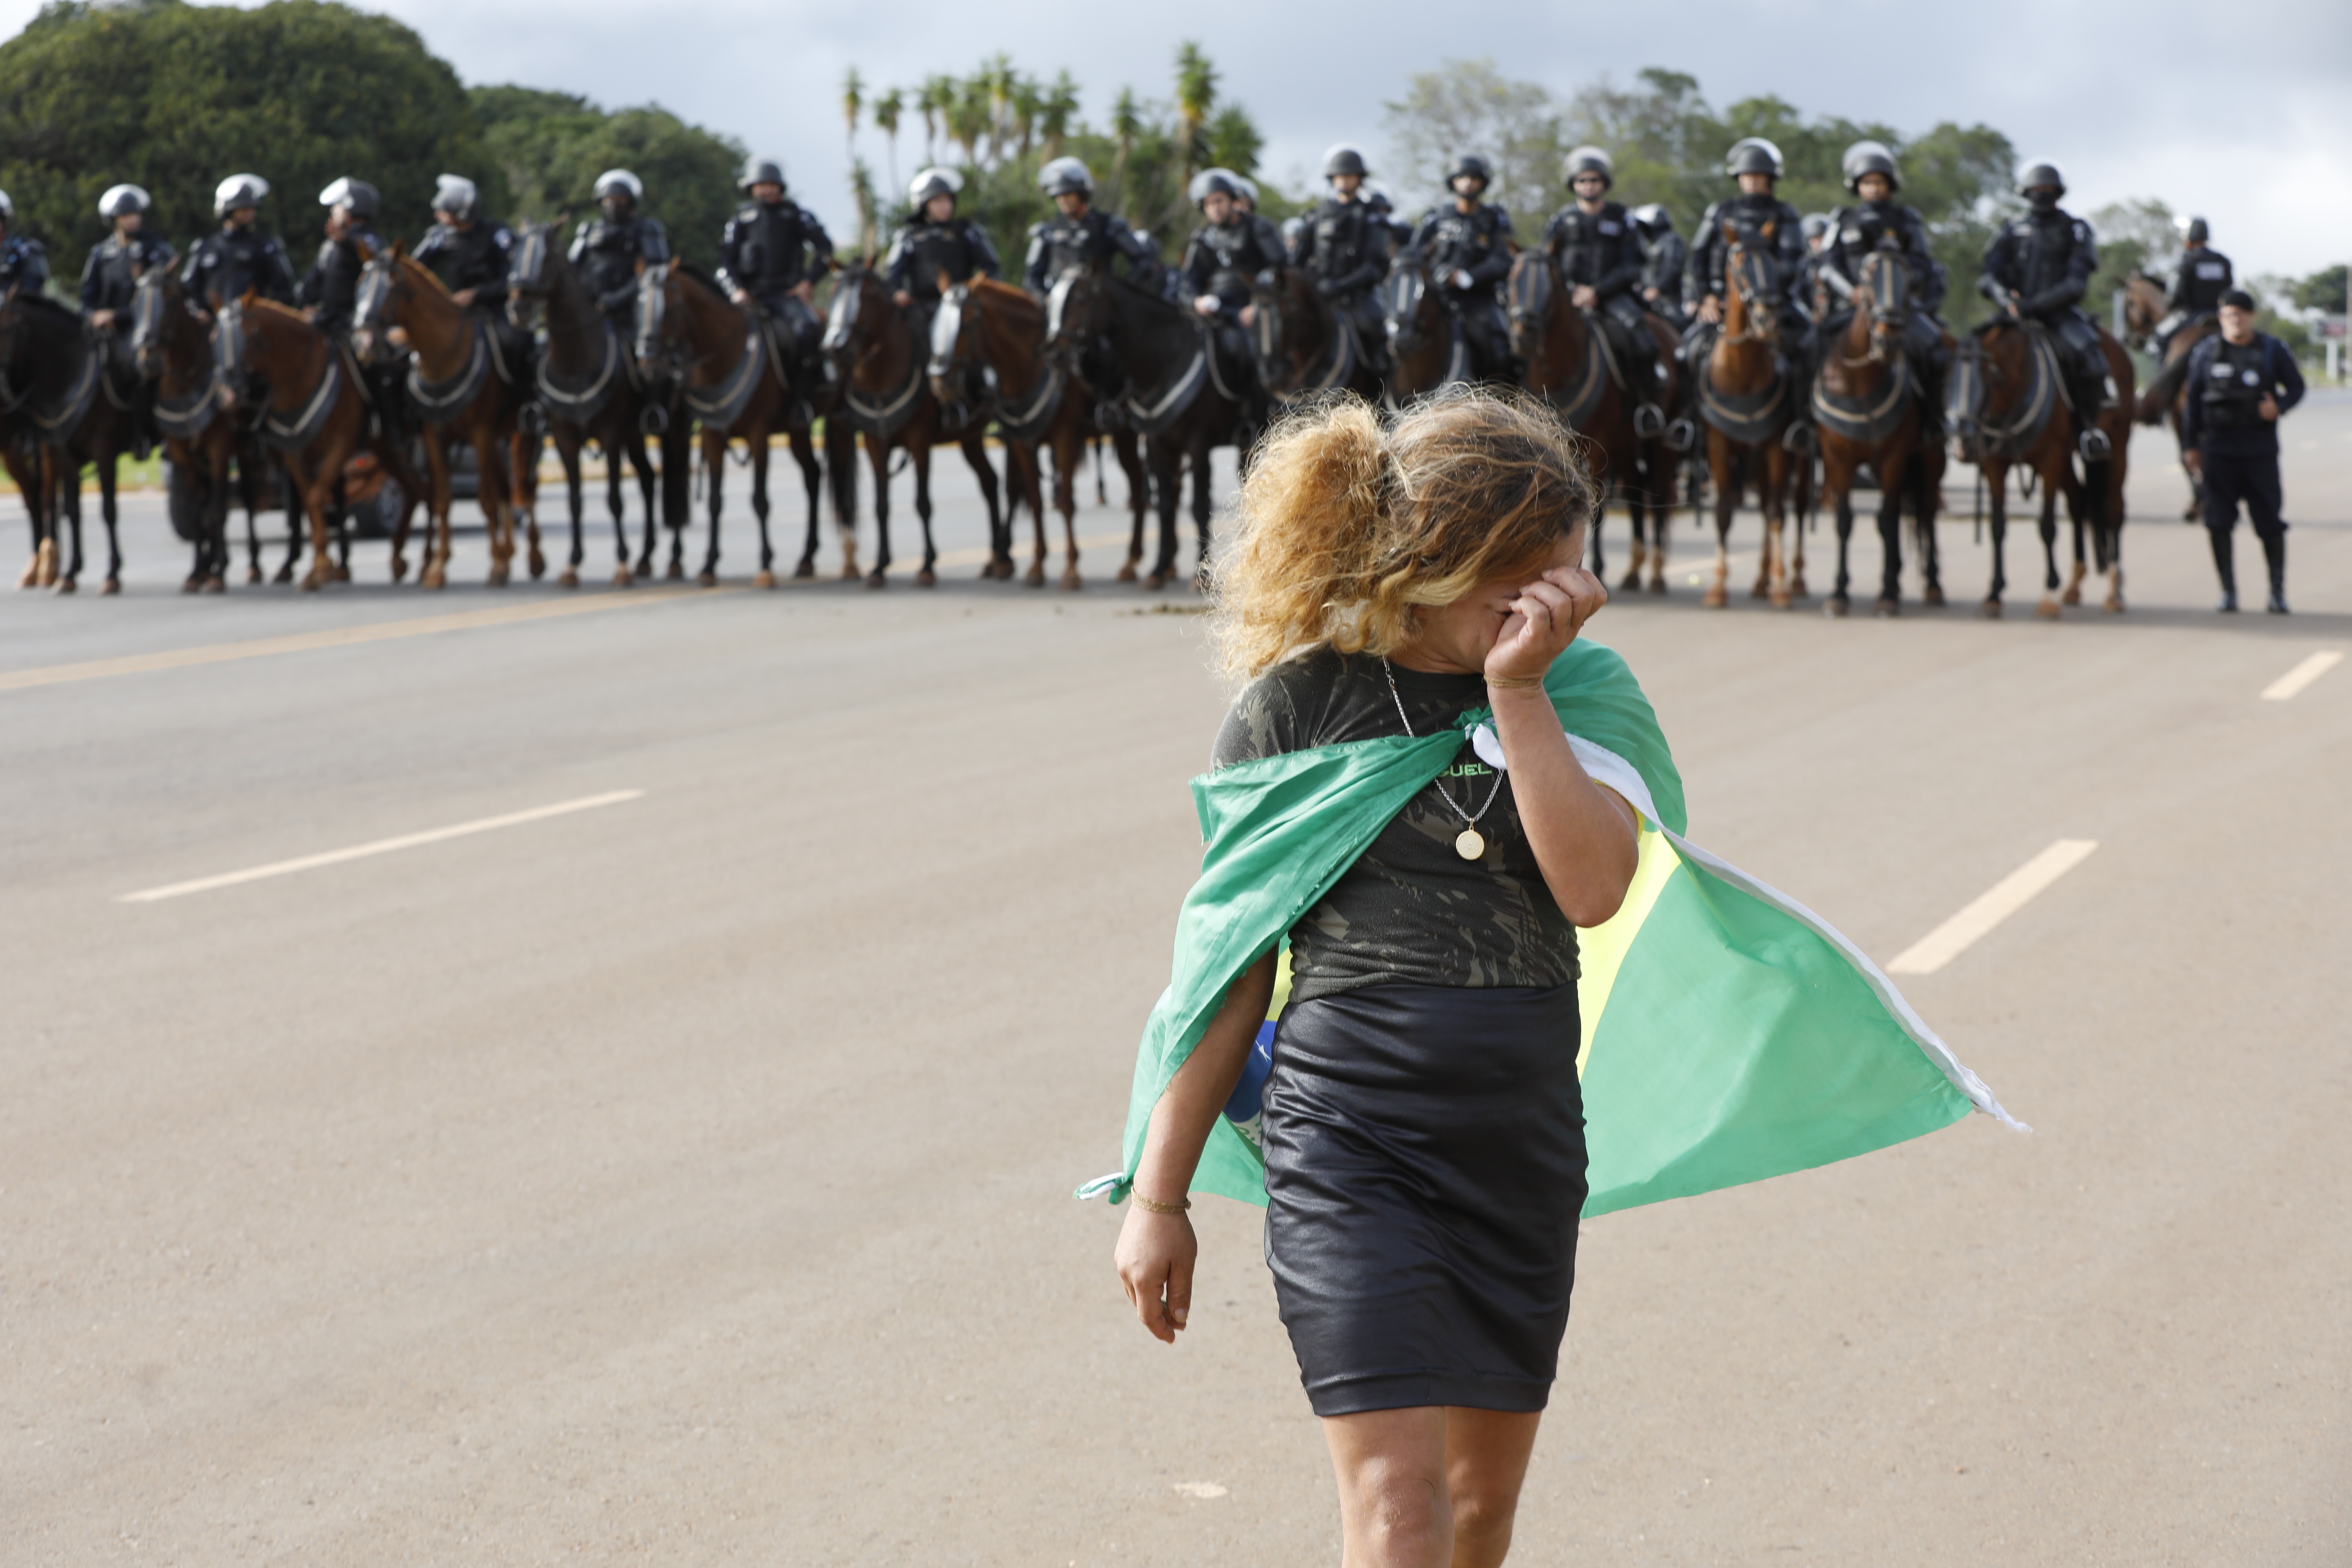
1080,639,2023,1216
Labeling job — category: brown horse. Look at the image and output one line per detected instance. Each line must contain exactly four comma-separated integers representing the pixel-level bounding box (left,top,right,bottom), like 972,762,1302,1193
636,259,842,587
1248,265,1387,408
1504,251,1680,590
929,274,1149,588
355,244,533,587
2123,272,2214,520
1044,263,1244,589
1692,236,1798,607
0,289,134,594
1813,250,1945,615
132,269,294,588
1947,316,2134,616
214,295,425,590
822,262,1015,587
1379,252,1470,401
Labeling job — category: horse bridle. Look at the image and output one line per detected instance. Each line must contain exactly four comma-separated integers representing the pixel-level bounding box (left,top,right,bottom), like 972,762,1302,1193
1836,250,1907,368
1721,244,1779,345
505,225,549,331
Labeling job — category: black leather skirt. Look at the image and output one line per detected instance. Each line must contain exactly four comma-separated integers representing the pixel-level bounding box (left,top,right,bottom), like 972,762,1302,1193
1262,981,1587,1417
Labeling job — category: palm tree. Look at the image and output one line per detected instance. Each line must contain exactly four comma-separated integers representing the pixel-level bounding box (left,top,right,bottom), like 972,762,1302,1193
841,67,864,162
950,75,989,167
1011,75,1043,161
1041,72,1079,159
1174,42,1217,195
1109,86,1142,214
874,88,904,197
920,76,953,163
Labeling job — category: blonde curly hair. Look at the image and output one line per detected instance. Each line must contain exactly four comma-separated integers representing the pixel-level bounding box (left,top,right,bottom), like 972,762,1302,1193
1209,386,1598,681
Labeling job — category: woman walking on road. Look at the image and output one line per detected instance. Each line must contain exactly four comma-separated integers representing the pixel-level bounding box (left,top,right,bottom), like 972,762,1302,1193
1114,387,1641,1567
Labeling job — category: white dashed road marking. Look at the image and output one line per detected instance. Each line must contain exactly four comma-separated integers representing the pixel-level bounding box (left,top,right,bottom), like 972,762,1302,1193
2260,650,2342,702
1886,839,2100,975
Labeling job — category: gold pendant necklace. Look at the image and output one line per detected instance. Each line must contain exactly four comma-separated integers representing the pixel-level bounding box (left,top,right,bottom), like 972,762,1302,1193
1383,659,1505,861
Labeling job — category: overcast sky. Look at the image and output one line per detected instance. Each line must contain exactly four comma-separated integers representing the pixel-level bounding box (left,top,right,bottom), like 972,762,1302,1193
13,0,2348,279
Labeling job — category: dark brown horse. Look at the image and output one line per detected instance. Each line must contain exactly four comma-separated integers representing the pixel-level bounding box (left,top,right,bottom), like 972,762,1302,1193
636,259,843,587
1044,264,1245,589
355,244,532,587
132,269,293,588
929,274,1149,588
1812,250,1944,615
2123,271,2214,520
1379,252,1470,402
1692,235,1798,607
1248,265,1386,407
1948,316,2134,616
822,261,1012,587
0,289,133,593
214,295,425,590
1504,251,1680,591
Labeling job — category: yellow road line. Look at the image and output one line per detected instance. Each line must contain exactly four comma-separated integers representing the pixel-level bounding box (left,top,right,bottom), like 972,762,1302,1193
120,790,646,903
2261,650,2342,702
1886,839,2099,975
927,527,1142,570
0,588,716,694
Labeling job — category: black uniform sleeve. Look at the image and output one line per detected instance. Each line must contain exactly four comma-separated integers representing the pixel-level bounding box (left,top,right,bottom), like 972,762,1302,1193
1111,220,1160,285
639,219,671,266
1687,203,1722,302
1466,207,1513,288
475,227,512,307
77,245,106,312
881,226,916,294
1021,223,1052,296
2165,257,2193,313
2267,336,2305,418
802,207,835,274
1773,203,1807,311
1177,230,1214,298
967,220,1002,280
714,215,745,294
1977,226,2016,306
2179,336,2216,449
1594,217,1644,301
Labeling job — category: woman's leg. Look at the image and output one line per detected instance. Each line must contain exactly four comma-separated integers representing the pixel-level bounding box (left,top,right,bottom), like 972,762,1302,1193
1322,1406,1542,1568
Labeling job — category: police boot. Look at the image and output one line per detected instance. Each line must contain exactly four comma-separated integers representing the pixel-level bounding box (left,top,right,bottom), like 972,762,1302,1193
2209,528,2238,612
2262,535,2288,614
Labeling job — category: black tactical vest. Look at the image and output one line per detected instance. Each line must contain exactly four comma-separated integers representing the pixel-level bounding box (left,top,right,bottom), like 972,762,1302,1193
2199,338,2269,430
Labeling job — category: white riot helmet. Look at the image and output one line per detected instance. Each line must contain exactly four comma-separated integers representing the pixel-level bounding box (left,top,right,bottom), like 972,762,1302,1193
432,174,479,220
1038,156,1093,198
214,173,270,217
0,188,13,223
317,176,379,220
99,184,153,220
908,167,962,209
593,169,644,204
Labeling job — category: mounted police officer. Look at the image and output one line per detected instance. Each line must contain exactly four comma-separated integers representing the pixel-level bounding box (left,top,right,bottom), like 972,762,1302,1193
1631,204,1686,325
80,185,174,334
298,176,383,334
2182,288,2304,613
1022,156,1159,296
180,173,294,315
412,174,512,314
1289,144,1392,376
1231,175,1286,275
1179,168,1275,430
1410,154,1516,380
883,166,1000,329
1685,138,1811,433
0,189,49,299
1979,161,2113,447
2161,218,2233,353
1543,146,1664,427
1799,212,1833,317
1814,140,1951,436
569,168,670,334
1361,182,1413,257
716,155,832,381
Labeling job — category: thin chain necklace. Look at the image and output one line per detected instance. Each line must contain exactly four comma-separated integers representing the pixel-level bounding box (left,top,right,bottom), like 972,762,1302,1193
1383,657,1505,861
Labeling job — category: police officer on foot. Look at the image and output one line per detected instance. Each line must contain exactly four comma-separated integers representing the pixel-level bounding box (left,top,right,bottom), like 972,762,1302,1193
1411,154,1516,380
181,174,294,314
2182,288,2304,613
413,175,513,313
884,167,999,329
1979,162,2113,456
1291,144,1392,377
0,188,51,296
1543,146,1664,430
569,169,671,334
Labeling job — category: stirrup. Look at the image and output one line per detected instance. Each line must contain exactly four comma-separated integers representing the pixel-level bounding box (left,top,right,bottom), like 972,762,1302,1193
1781,422,1816,455
1664,417,1697,454
1632,403,1665,440
2078,427,2111,461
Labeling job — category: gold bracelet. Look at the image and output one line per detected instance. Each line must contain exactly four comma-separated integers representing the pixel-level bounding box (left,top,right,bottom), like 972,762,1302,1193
1131,1192,1191,1214
1485,673,1545,690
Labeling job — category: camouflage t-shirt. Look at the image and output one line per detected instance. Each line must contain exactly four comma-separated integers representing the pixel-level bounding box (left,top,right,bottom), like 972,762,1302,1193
1211,647,1579,1007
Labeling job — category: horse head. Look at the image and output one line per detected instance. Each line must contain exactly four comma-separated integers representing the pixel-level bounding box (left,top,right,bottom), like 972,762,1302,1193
1042,264,1107,370
1381,252,1438,360
2120,271,2167,350
926,278,983,424
211,294,253,410
351,239,423,360
1851,248,1909,364
129,268,185,380
504,222,553,332
1722,239,1780,346
1504,250,1555,363
1249,265,1331,393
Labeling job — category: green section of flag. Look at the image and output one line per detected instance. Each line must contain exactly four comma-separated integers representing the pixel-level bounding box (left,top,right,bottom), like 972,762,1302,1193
1083,640,2013,1217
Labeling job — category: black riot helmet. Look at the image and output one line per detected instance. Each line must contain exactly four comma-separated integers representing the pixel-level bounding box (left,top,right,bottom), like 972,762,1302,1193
1038,156,1093,200
1724,138,1784,179
2184,216,2210,245
2016,162,2065,208
318,176,379,221
738,156,786,195
1629,203,1673,236
1447,154,1493,193
1563,146,1614,190
1189,168,1243,208
98,183,153,220
1323,144,1369,181
1841,139,1900,195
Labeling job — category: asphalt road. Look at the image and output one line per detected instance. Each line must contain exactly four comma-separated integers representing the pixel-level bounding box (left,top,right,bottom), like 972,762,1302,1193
5,399,2349,1566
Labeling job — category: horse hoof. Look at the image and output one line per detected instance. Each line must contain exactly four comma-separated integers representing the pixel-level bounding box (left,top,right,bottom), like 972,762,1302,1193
1749,580,1771,600
559,567,580,589
697,569,718,588
1788,575,1809,598
489,566,511,588
1648,575,1668,596
916,568,937,588
1979,599,2003,619
1024,565,1046,588
1144,570,1171,591
390,554,409,584
1061,571,1083,592
422,569,447,590
100,578,120,596
613,566,633,587
1827,595,1850,619
866,568,888,589
301,573,325,593
1115,562,1139,584
2104,595,2125,614
2060,587,2082,607
52,576,76,596
793,557,816,580
246,567,262,586
2036,597,2061,620
273,565,295,586
181,576,202,595
528,548,546,580
840,562,862,582
665,561,685,581
1769,590,1791,610
1702,586,1728,610
635,561,657,582
1874,596,1898,618
331,563,351,583
753,569,776,589
16,560,35,589
1618,571,1643,593
1922,585,1945,607
201,576,225,595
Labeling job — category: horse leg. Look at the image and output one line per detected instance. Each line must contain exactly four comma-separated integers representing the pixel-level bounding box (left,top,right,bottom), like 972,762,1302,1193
696,430,727,586
865,433,892,587
1189,432,1217,586
1144,438,1182,590
1873,479,1904,617
789,426,821,580
624,436,653,583
290,451,336,592
52,456,85,593
749,433,775,588
829,420,860,579
2060,494,2087,607
1054,429,1083,590
1020,440,1050,587
663,423,689,580
1763,448,1792,609
510,430,543,581
478,427,514,587
554,434,583,587
1828,485,1854,616
1115,430,1147,582
417,432,453,589
633,433,660,581
2035,464,2067,619
1647,483,1672,594
97,454,123,594
1704,440,1733,610
913,443,943,587
1980,462,2008,616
